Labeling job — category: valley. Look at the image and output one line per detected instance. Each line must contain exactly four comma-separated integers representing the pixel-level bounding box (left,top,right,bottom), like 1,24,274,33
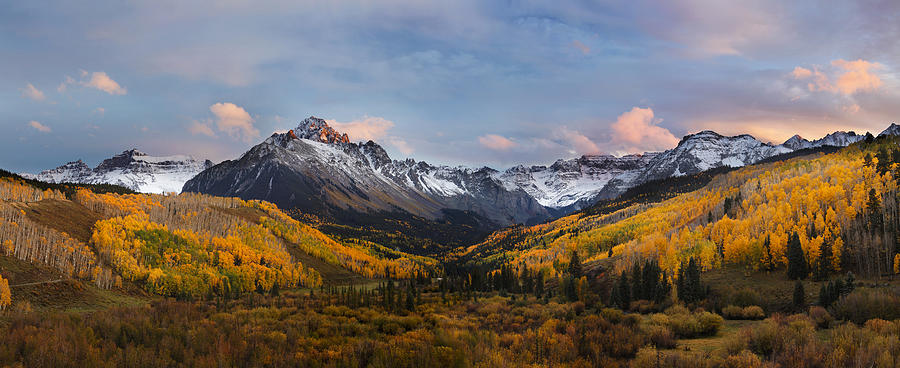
4,123,900,366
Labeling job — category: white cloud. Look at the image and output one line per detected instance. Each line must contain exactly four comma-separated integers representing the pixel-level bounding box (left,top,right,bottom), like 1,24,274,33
93,107,105,116
326,116,395,142
209,102,259,142
82,72,127,95
609,107,680,154
28,120,51,133
478,134,517,151
21,83,46,101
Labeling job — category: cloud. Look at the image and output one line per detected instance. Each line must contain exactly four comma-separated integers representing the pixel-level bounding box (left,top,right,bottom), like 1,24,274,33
792,59,883,96
832,59,883,95
388,138,414,155
478,134,517,151
82,72,127,95
843,103,861,114
556,127,600,155
21,83,46,101
28,120,51,133
188,120,216,137
92,107,105,116
609,107,680,153
326,116,395,141
572,40,590,55
791,67,812,79
209,102,259,142
57,76,74,92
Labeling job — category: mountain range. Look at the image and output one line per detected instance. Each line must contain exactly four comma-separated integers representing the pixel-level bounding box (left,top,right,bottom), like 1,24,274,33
27,117,898,226
23,149,213,194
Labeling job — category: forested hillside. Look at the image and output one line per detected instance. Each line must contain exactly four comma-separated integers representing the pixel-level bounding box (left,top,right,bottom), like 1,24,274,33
461,136,900,282
0,175,436,301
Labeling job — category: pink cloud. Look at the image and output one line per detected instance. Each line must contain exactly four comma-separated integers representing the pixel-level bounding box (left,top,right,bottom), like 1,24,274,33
610,107,679,153
572,40,590,55
555,128,600,155
832,59,882,95
478,134,517,151
82,72,127,95
791,67,812,79
21,83,46,101
209,102,259,142
792,59,883,96
28,120,51,133
188,120,216,137
326,116,395,142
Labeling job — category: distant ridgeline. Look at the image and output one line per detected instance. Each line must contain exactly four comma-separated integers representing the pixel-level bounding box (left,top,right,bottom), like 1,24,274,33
460,135,900,281
0,172,436,299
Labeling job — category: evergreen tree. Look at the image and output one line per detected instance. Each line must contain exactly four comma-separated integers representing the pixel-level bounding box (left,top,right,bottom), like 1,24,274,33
786,232,808,280
677,257,705,303
815,239,833,281
534,271,544,299
631,263,643,301
611,270,631,310
877,148,891,175
762,235,774,271
568,250,582,279
867,188,882,229
793,280,805,310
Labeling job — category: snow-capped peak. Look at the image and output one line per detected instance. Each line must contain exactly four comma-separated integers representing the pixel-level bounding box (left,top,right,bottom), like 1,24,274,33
783,135,811,150
879,122,900,137
24,149,213,194
292,116,350,144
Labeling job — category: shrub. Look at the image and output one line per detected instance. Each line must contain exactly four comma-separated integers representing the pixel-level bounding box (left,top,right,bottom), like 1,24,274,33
600,308,624,323
645,325,677,349
664,304,690,316
807,306,833,329
723,305,765,320
722,305,744,319
730,288,763,308
722,329,749,356
742,306,765,320
831,289,900,324
696,312,724,336
722,350,767,368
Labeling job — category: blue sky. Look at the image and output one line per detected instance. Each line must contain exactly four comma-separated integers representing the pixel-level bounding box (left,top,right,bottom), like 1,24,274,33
4,0,900,172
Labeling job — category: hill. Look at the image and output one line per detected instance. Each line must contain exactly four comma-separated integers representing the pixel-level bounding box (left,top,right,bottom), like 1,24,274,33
458,136,899,283
0,174,437,304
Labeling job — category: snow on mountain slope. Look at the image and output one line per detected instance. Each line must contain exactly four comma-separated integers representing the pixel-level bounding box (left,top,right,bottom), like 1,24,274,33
184,117,548,226
495,154,656,209
783,131,866,150
639,131,791,183
24,149,213,194
879,123,900,137
187,117,900,224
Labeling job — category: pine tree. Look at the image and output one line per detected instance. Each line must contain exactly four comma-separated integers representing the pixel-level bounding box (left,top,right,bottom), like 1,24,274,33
867,189,882,229
611,270,631,310
877,148,891,175
568,250,582,279
815,239,833,281
787,232,808,280
793,280,805,310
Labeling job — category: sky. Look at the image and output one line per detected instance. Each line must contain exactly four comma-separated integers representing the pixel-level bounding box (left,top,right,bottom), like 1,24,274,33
4,0,900,173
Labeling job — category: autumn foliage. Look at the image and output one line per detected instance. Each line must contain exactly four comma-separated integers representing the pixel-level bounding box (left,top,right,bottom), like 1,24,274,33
465,138,900,281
